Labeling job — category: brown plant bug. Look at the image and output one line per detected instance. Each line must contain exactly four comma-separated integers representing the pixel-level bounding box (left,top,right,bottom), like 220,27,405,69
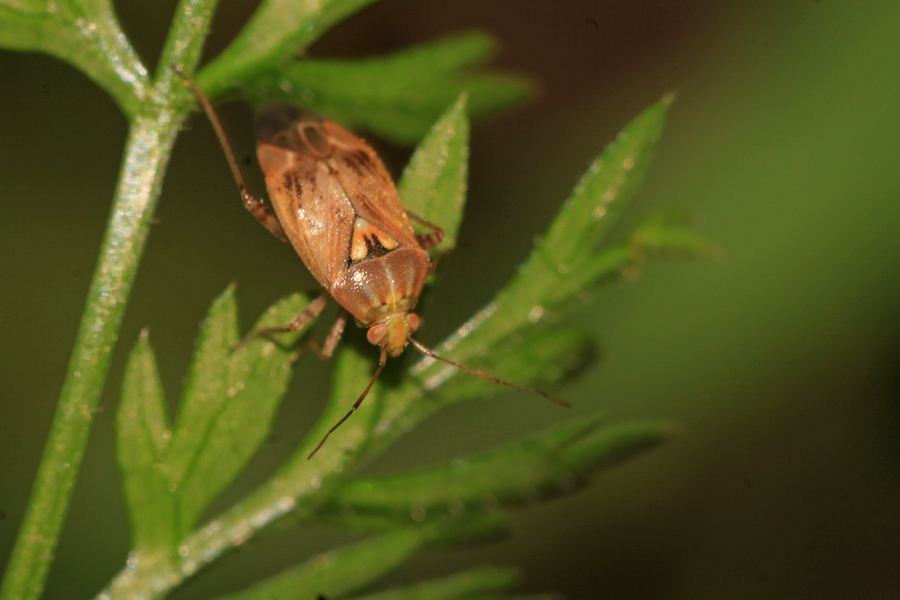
181,77,570,459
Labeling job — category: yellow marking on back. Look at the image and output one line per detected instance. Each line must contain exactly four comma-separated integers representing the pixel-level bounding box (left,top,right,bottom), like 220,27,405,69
350,216,399,262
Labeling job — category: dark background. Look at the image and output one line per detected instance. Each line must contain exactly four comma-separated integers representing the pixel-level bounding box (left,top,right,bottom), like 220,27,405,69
2,1,899,598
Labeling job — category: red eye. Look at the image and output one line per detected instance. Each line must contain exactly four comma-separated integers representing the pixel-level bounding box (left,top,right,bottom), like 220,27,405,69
407,313,420,333
367,324,387,346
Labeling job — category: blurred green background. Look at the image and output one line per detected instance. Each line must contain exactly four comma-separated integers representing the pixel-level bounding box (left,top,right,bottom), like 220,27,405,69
2,1,899,598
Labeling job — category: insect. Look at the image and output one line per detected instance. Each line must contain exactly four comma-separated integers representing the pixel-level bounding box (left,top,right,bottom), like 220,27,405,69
182,78,569,458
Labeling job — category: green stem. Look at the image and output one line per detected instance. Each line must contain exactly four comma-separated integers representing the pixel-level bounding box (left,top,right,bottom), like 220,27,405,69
0,1,222,597
0,106,182,600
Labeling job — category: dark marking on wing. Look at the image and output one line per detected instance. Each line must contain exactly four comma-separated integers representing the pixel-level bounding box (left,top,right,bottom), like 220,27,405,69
342,150,375,180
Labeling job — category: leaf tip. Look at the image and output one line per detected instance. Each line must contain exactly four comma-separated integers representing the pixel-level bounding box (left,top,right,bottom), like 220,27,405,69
454,91,470,112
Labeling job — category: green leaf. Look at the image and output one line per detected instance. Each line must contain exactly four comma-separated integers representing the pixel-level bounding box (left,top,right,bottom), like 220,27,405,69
117,330,177,554
402,95,677,401
526,94,678,300
241,32,532,143
198,0,383,98
320,416,672,525
180,291,311,529
546,210,719,306
209,521,492,600
417,327,595,404
348,566,521,600
398,93,470,254
0,0,147,115
490,328,597,389
163,286,238,533
156,287,309,533
630,211,722,258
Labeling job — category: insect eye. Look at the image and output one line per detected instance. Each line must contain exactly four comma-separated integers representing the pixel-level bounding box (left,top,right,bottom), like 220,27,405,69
407,314,421,333
367,324,387,346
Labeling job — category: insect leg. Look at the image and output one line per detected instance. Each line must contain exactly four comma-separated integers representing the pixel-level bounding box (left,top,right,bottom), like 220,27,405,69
319,310,348,359
178,73,289,242
235,292,330,348
405,211,445,250
305,310,348,360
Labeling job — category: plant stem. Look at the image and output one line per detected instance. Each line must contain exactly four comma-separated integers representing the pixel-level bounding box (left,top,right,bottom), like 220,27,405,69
0,0,223,594
0,108,183,600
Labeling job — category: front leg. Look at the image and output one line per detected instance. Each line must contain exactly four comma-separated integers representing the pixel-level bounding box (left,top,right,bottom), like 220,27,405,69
241,189,288,241
303,310,349,360
178,72,288,241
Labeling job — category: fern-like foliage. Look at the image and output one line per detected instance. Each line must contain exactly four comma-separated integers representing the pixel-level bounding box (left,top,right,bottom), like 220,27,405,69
109,94,711,599
0,2,715,600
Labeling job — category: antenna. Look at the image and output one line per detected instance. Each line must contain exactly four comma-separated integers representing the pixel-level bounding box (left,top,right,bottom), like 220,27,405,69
409,339,571,407
307,348,388,459
307,339,570,459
